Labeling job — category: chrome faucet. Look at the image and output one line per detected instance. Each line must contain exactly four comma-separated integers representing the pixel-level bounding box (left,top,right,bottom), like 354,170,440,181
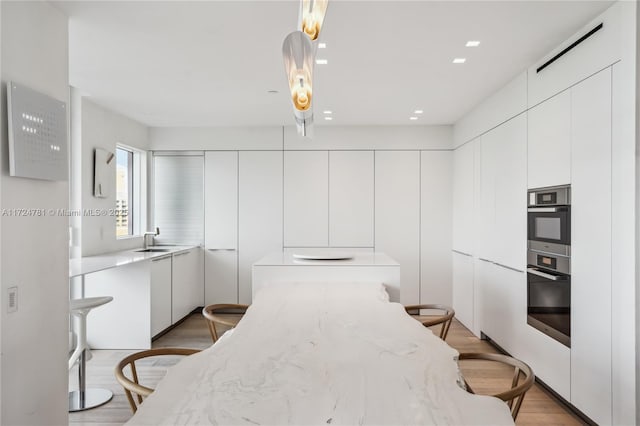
143,227,160,249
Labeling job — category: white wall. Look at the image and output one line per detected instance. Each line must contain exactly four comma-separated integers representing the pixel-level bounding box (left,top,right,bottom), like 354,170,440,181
0,1,69,424
79,97,149,256
453,73,527,148
150,125,453,152
150,126,282,151
284,125,452,150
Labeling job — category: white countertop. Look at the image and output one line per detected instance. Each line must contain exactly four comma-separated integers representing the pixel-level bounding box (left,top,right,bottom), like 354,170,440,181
69,245,199,278
254,251,399,267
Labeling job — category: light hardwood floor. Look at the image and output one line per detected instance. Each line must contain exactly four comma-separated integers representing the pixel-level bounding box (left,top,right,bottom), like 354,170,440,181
69,314,584,426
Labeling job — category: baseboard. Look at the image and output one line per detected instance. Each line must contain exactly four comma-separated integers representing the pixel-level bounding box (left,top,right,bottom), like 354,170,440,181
151,307,203,341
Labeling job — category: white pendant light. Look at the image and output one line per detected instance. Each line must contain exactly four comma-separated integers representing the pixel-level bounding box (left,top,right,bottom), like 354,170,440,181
299,0,329,42
283,31,314,137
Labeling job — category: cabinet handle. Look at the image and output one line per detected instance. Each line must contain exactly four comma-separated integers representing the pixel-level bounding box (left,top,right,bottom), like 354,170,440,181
494,262,524,273
527,267,568,281
452,249,472,257
478,258,492,263
151,256,172,262
207,248,236,252
173,251,191,257
527,206,569,213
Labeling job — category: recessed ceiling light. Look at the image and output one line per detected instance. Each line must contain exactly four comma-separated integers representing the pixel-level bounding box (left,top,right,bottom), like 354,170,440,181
318,43,327,49
465,40,481,47
414,110,423,114
452,58,466,64
316,59,328,65
325,116,333,121
409,117,418,121
323,110,332,114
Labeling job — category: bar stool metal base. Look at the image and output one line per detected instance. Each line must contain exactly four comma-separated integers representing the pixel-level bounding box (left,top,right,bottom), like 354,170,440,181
68,388,113,412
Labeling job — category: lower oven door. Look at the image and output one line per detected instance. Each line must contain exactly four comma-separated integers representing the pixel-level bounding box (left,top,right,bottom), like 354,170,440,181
527,267,571,347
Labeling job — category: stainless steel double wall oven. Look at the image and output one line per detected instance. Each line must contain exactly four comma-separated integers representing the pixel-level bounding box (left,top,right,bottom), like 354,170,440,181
527,185,571,347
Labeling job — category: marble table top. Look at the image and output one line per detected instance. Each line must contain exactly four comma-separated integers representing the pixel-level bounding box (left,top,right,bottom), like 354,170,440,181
127,281,513,425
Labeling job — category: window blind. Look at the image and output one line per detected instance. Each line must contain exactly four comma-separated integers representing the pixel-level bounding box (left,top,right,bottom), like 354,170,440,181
153,154,204,245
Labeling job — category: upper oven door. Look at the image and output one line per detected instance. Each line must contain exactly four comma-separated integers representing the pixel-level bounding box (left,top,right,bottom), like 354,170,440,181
527,206,571,246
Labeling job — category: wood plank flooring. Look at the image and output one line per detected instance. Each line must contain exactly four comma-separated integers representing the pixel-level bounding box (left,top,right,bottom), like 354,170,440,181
69,314,584,425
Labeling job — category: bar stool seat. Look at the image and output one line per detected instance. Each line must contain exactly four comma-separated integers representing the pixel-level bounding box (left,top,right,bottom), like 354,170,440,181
68,296,114,412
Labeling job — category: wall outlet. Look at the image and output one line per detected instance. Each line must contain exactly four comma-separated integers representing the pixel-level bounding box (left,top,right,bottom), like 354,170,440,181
8,286,18,313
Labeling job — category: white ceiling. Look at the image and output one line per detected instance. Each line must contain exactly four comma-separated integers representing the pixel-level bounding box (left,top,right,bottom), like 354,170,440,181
55,0,613,127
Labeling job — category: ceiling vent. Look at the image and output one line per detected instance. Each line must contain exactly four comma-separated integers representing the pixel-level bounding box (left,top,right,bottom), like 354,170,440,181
536,23,603,74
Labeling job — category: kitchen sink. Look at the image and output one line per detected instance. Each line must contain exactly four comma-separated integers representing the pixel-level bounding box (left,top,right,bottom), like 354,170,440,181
136,248,172,253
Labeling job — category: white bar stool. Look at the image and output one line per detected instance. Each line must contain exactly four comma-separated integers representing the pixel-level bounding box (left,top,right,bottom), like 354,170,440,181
68,296,114,412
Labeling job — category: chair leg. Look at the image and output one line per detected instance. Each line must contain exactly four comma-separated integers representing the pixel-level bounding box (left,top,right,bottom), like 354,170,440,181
442,318,452,340
206,320,219,342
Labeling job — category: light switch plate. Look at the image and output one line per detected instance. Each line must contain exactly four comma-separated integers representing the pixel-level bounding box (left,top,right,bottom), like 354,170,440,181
8,286,17,313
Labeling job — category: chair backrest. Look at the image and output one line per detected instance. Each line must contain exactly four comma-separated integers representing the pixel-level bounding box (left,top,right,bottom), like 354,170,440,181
202,304,249,342
114,347,200,413
457,352,535,420
404,304,455,340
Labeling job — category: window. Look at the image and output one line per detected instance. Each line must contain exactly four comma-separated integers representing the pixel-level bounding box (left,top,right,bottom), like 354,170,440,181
116,146,134,237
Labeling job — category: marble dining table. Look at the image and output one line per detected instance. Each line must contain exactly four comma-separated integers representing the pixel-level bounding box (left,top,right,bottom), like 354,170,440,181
126,281,514,425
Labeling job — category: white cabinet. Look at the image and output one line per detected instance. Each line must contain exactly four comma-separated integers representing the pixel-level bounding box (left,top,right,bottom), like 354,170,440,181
205,249,238,305
205,151,239,304
284,151,329,247
421,151,452,306
475,115,527,271
452,251,474,333
329,151,374,247
518,312,572,401
492,114,527,271
452,141,475,255
238,151,283,304
150,255,172,336
375,151,420,305
205,151,238,249
570,68,612,425
172,248,203,323
475,258,494,338
477,261,523,353
479,259,571,400
528,90,571,189
477,133,496,261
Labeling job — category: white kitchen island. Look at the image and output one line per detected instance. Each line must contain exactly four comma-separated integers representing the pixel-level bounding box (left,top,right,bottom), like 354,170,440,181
252,251,401,302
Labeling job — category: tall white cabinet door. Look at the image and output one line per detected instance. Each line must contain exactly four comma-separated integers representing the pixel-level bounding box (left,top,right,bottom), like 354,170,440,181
205,151,238,249
329,151,374,247
421,151,452,306
452,141,475,255
172,248,203,323
492,114,527,271
570,68,612,425
452,251,474,332
238,151,283,305
150,256,172,336
528,90,571,189
375,151,420,305
284,151,329,247
204,249,238,305
477,134,497,261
